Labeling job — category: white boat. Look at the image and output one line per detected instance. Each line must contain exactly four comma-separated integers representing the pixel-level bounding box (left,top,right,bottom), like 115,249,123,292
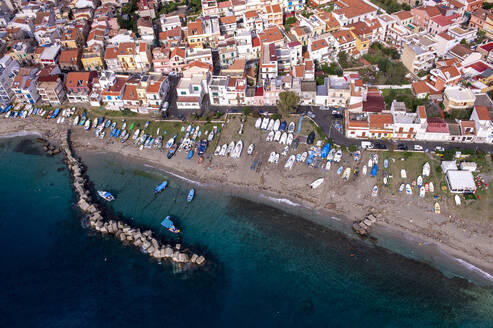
219,144,227,156
61,117,65,124
422,162,431,177
73,116,80,126
325,161,331,170
372,154,378,164
84,119,91,130
288,122,295,133
122,121,127,130
268,151,276,163
417,175,423,187
279,132,287,144
455,195,461,206
273,119,280,131
400,169,407,179
267,119,275,131
383,177,388,185
287,133,293,145
227,141,235,156
327,149,336,161
399,183,405,192
274,153,279,164
266,131,275,142
281,145,289,156
310,178,324,189
98,190,115,201
261,117,269,130
429,182,434,193
300,152,307,162
255,117,262,129
208,131,214,141
214,146,221,156
367,159,373,168
100,131,106,139
362,165,367,175
372,185,378,197
342,167,351,180
419,186,425,198
166,138,174,148
233,140,243,159
405,184,412,195
247,144,254,155
132,129,140,140
274,130,281,142
93,118,98,128
57,116,62,124
284,155,295,170
334,149,342,162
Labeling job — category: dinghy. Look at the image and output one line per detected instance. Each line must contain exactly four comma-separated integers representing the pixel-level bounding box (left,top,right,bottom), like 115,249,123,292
325,161,331,170
288,122,295,133
405,184,412,195
187,189,195,202
367,159,373,168
310,178,324,189
247,144,254,155
320,143,331,159
334,149,342,162
287,133,294,145
455,195,461,206
284,155,295,170
424,182,429,192
154,181,168,194
399,184,405,192
383,158,389,168
273,119,280,131
417,175,423,187
434,202,440,214
268,152,276,163
372,185,378,197
214,146,221,156
98,191,115,202
300,152,307,162
279,132,287,144
342,167,351,180
255,117,262,129
267,119,275,131
280,121,287,131
422,162,431,177
274,130,281,142
429,182,434,193
73,116,80,126
327,149,336,161
419,186,425,197
261,117,269,130
362,165,367,175
400,169,407,179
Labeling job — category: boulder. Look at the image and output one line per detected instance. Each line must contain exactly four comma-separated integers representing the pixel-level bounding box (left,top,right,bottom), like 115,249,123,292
151,238,159,249
164,247,173,258
172,251,180,262
196,256,206,265
152,249,161,259
175,244,181,250
190,254,198,263
178,253,189,263
147,246,155,255
363,219,373,227
133,239,143,247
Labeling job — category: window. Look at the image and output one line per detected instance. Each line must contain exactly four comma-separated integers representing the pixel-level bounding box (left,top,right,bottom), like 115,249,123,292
181,91,186,95
193,86,199,91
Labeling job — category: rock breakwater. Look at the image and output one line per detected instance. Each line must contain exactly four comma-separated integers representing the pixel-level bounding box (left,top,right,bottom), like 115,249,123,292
59,130,206,267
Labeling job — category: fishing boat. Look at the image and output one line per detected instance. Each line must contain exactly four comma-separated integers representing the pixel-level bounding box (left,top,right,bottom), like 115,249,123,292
84,119,91,131
281,145,289,156
424,182,429,192
336,166,343,175
429,182,434,193
372,153,378,164
57,116,62,124
455,195,461,206
187,189,195,202
274,153,279,164
122,121,127,130
131,129,140,140
100,131,106,139
284,155,295,170
370,164,378,177
73,116,80,126
98,191,115,201
273,130,281,142
288,122,295,133
161,216,180,234
261,117,269,130
320,143,331,159
417,176,423,187
279,132,288,144
327,149,336,161
342,167,351,180
383,177,388,185
187,149,194,159
129,122,135,131
291,138,299,150
227,141,235,156
166,137,175,148
255,117,262,129
219,144,227,156
383,158,389,168
334,149,342,162
154,181,168,194
197,156,204,164
400,169,407,179
419,186,425,197
405,184,412,195
263,131,272,142
422,162,431,177
144,121,150,130
93,118,98,128
434,202,440,214
267,119,275,131
372,185,378,197
399,183,405,192
233,140,243,159
273,119,280,131
310,178,324,189
367,158,373,168
287,133,294,145
167,144,177,159
362,165,367,175
268,151,276,163
247,144,254,155
214,146,221,156
353,151,361,162
105,120,112,129
279,121,287,131
300,152,307,162
208,131,214,142
111,121,117,130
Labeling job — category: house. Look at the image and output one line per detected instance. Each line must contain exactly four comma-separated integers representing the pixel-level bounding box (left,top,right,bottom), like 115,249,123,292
427,14,460,36
219,15,237,35
37,74,66,105
282,0,305,11
116,42,152,73
65,71,97,103
424,117,450,141
329,29,356,56
218,45,238,68
447,26,477,44
11,67,39,104
435,32,458,57
137,0,156,19
427,65,462,92
332,0,378,26
300,80,317,105
410,6,441,28
160,15,181,32
137,17,155,44
478,42,493,63
40,44,61,66
291,25,311,46
445,170,476,193
458,120,477,142
61,28,84,49
326,75,350,107
186,17,220,49
258,26,285,47
261,4,282,27
159,26,183,48
392,10,413,26
259,43,278,80
202,0,218,16
308,38,330,63
470,106,493,143
81,45,104,71
100,76,127,110
469,8,492,29
0,55,19,105
401,34,437,74
208,75,247,106
369,113,394,139
443,86,476,112
484,14,493,39
391,103,420,139
448,44,482,67
59,48,82,71
412,80,431,99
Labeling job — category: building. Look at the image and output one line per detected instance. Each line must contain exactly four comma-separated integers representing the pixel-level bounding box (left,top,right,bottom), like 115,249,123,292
443,86,476,112
11,67,39,104
401,34,437,73
101,76,127,110
39,44,61,66
470,106,493,143
445,170,476,193
332,0,378,26
59,48,82,71
65,71,97,103
37,74,66,105
81,46,104,71
0,55,19,105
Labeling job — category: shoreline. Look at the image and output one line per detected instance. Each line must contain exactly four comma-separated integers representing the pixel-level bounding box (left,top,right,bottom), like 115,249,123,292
1,119,493,286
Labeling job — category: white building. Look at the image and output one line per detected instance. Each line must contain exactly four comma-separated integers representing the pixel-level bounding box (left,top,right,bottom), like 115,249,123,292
0,55,19,105
445,170,476,193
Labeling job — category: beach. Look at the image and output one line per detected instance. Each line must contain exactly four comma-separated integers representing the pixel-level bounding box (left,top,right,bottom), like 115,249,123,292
1,115,493,282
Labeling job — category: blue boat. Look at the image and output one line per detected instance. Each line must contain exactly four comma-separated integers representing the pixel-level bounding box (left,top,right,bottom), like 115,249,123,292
161,216,180,234
105,120,111,128
187,188,195,202
79,112,86,125
115,129,121,138
50,108,60,119
370,164,378,177
383,159,389,169
97,190,115,201
98,117,104,126
306,152,315,165
198,140,207,155
187,150,194,159
154,181,168,194
279,120,287,131
320,143,331,159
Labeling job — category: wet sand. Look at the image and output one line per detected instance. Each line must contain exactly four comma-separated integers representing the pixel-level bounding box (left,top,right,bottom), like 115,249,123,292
1,116,493,283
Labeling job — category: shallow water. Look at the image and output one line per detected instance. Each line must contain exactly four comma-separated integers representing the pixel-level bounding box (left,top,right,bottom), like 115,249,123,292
1,137,493,327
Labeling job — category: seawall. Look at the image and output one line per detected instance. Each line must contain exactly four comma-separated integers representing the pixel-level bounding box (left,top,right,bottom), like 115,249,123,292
58,129,206,267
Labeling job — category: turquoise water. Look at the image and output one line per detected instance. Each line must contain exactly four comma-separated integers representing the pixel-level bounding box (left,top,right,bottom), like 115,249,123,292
1,136,493,327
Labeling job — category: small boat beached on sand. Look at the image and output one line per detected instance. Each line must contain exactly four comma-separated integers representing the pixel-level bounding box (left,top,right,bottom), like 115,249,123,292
372,185,378,197
362,165,367,175
401,169,407,179
429,182,434,193
399,183,405,192
98,191,115,201
342,167,351,180
419,186,425,198
261,117,269,130
284,155,295,170
154,181,168,194
161,216,180,234
274,119,280,131
288,122,295,133
266,131,275,142
455,195,461,206
255,117,262,129
274,130,281,142
417,175,423,188
422,162,431,177
310,178,324,189
406,184,412,195
247,144,254,155
434,202,440,214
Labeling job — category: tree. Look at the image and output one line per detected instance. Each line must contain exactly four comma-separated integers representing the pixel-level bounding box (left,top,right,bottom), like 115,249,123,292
460,38,467,45
337,51,348,68
277,91,300,117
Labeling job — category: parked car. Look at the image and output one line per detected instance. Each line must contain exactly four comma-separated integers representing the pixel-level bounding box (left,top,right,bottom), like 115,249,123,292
306,111,316,119
435,146,445,152
374,142,387,150
397,143,408,151
319,106,329,111
334,121,342,130
414,144,424,151
361,141,374,149
332,113,343,119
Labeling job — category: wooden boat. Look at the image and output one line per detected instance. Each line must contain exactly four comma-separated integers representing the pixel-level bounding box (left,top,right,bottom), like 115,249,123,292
417,175,423,187
268,151,276,163
300,152,307,162
371,185,378,197
310,178,324,189
399,183,405,192
434,202,440,214
422,162,431,177
261,117,269,130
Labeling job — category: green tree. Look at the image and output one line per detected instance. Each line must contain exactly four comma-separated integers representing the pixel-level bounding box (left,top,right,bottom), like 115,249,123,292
460,38,467,45
338,51,348,68
277,91,300,117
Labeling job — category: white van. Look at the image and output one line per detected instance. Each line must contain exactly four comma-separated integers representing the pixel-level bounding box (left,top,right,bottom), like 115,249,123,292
361,141,373,149
414,144,423,151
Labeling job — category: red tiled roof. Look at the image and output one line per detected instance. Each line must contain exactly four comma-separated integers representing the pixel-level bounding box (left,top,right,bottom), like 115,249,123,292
363,94,385,112
475,106,491,121
479,42,493,52
426,117,449,133
467,61,490,73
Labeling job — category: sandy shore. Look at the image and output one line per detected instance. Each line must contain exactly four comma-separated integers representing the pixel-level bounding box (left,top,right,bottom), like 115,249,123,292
1,115,493,283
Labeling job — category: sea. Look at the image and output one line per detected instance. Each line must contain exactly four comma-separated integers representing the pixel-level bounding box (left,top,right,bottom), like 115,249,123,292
1,135,493,328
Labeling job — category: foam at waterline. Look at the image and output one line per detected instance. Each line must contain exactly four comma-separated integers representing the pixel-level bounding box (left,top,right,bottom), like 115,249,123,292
260,194,301,207
144,164,205,186
0,131,42,139
454,258,493,282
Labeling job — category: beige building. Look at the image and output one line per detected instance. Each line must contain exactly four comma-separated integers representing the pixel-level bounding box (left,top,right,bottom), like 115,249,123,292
443,87,476,112
401,34,437,73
